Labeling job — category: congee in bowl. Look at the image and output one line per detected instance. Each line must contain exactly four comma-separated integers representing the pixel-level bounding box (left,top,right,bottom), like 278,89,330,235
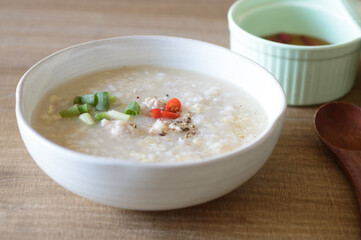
32,65,267,163
16,36,286,210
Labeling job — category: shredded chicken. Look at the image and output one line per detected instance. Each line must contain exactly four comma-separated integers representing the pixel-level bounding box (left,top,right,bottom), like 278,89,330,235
149,119,169,135
148,113,197,138
143,97,165,109
101,119,135,136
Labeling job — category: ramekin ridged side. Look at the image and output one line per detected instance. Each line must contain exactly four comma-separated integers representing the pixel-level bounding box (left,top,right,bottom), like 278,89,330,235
229,30,361,105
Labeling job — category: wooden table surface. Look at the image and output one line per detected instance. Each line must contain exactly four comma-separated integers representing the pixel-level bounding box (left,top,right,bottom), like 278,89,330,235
1,0,361,239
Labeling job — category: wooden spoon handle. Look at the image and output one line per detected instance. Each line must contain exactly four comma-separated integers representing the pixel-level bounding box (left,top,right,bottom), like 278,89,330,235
333,150,361,214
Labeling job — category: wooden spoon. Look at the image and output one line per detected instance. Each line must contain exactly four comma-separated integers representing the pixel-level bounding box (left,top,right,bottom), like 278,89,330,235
314,102,361,214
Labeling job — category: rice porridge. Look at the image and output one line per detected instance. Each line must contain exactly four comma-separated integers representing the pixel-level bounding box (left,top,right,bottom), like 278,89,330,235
32,66,267,163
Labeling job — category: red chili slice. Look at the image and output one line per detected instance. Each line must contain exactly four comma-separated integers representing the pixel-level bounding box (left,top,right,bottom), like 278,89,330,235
165,98,181,112
161,111,180,119
150,109,162,118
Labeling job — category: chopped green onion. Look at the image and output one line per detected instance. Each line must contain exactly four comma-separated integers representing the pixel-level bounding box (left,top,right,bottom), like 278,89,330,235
124,101,140,116
81,94,97,106
96,92,110,111
59,105,80,117
109,95,116,103
79,113,95,125
73,96,82,104
95,112,108,121
107,110,131,121
78,104,89,113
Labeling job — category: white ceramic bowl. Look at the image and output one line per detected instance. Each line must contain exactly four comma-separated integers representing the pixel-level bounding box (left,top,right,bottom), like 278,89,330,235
16,36,286,210
228,0,361,106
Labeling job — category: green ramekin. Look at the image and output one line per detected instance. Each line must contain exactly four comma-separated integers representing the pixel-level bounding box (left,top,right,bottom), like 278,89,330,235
228,0,361,105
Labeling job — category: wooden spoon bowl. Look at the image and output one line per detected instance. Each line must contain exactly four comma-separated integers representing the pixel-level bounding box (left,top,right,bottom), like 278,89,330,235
315,102,361,150
315,102,361,215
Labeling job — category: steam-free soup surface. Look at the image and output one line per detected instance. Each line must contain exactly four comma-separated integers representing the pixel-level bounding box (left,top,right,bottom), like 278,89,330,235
32,66,267,163
263,32,330,46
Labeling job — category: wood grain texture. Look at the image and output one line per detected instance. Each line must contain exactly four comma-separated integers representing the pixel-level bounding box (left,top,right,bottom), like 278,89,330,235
1,0,361,239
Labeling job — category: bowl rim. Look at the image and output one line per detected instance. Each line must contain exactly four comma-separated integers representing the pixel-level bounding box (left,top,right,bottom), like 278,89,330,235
15,35,287,169
228,0,361,51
